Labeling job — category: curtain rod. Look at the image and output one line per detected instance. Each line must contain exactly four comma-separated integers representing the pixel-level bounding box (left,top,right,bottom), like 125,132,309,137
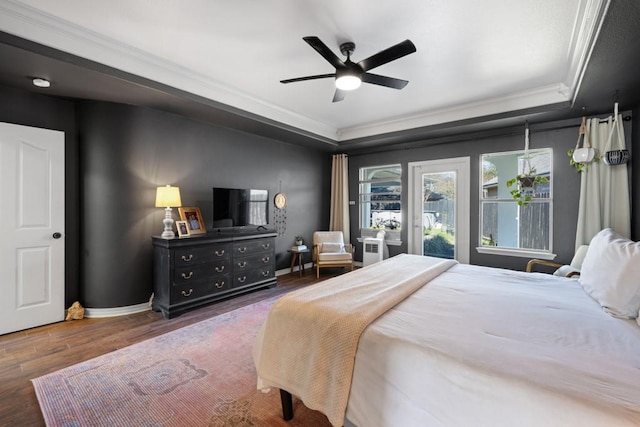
599,115,631,123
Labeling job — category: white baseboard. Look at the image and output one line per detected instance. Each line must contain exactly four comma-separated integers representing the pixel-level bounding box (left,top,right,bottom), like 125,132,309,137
84,261,342,318
276,262,314,276
83,302,151,318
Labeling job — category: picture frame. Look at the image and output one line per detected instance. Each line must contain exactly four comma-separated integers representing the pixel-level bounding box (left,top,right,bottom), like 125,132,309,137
178,207,206,235
175,220,190,237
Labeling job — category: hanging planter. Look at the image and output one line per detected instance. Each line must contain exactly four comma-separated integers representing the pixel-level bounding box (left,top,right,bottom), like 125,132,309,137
568,116,599,172
506,170,548,206
518,175,536,188
602,103,631,166
506,123,549,206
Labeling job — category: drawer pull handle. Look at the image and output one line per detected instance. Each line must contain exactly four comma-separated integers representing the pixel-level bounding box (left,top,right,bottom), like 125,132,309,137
262,243,270,249
262,256,270,263
262,270,271,277
215,281,225,289
215,250,225,256
238,247,247,254
181,254,193,262
237,261,247,268
181,288,193,297
238,276,247,283
215,265,225,272
181,272,193,279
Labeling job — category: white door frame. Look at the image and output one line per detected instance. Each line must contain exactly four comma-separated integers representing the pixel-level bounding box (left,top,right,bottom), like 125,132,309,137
408,157,470,263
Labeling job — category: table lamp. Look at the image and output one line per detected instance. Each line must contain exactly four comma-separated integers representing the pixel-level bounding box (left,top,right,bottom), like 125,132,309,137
155,185,182,238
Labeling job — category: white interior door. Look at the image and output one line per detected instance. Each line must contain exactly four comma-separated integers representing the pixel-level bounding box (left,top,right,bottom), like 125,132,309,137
0,122,65,335
408,157,470,263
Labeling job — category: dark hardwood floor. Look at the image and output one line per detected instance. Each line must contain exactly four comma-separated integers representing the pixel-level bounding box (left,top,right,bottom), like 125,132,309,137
0,268,343,426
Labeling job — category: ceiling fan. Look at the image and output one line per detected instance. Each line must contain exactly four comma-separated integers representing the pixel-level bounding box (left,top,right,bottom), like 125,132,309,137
281,36,417,102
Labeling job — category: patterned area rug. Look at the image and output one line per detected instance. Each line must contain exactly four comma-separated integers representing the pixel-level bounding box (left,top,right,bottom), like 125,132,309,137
32,297,331,426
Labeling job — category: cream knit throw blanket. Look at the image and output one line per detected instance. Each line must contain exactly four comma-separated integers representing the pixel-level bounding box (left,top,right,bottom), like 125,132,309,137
255,254,457,427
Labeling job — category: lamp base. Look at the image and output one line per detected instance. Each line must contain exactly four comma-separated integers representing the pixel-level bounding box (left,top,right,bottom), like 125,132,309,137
161,207,175,239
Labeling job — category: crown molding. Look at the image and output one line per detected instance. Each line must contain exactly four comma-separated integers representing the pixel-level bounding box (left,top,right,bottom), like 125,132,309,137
0,0,338,140
337,84,570,141
567,0,610,106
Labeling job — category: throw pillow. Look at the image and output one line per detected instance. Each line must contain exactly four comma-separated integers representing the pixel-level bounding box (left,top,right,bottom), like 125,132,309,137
579,228,640,318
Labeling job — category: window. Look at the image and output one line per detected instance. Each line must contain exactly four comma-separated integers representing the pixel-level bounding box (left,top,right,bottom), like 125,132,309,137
479,148,553,257
359,165,402,239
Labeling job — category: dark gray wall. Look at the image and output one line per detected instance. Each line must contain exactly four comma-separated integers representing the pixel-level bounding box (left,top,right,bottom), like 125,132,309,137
0,84,81,304
346,117,634,271
78,101,330,308
1,81,637,310
632,107,640,239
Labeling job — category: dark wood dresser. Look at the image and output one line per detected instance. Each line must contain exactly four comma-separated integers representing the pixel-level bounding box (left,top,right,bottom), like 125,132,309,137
152,230,276,318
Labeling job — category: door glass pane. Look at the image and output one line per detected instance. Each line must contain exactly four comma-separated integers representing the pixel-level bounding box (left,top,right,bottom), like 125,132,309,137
422,172,455,259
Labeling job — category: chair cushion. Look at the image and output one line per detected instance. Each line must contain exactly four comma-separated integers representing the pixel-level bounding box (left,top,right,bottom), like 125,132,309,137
318,252,353,262
319,242,344,253
314,231,345,244
553,265,580,277
570,244,590,269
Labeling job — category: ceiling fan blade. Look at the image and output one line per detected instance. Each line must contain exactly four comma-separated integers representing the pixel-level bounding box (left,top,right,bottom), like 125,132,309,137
357,39,416,72
280,73,336,84
361,73,409,89
303,36,345,69
332,89,346,102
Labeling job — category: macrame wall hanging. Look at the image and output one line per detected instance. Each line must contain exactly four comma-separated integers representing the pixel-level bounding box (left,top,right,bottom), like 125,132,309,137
273,181,287,236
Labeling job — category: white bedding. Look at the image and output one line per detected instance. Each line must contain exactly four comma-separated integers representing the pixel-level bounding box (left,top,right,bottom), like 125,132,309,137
346,262,640,427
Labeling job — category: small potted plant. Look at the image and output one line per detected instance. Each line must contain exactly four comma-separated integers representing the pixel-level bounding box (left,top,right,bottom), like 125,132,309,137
567,148,599,172
506,166,548,206
294,236,304,246
568,116,599,172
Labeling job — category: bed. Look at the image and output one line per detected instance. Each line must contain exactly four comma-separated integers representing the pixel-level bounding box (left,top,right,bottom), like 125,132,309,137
254,229,640,426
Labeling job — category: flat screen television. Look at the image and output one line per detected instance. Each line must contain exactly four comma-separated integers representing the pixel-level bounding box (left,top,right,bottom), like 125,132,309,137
212,187,269,229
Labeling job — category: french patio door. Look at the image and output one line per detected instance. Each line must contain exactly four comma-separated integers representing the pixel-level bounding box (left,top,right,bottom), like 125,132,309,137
0,122,65,335
408,157,470,263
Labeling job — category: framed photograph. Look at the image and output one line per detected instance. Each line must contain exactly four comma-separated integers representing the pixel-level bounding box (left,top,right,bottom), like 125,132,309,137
175,220,190,237
178,207,206,235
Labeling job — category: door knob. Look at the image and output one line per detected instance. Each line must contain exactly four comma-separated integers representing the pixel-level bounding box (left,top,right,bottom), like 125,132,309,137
52,232,62,239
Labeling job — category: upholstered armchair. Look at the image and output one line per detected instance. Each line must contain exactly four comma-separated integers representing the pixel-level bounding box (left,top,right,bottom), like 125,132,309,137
526,245,589,277
312,231,355,278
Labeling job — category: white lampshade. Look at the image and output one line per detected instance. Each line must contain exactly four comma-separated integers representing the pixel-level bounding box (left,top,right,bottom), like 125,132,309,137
335,75,361,91
155,185,182,208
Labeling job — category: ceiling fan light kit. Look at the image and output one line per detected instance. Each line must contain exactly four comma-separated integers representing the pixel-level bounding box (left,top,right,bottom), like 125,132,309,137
335,74,361,91
281,36,416,102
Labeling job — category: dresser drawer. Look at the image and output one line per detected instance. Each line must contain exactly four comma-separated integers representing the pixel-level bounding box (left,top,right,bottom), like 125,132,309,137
232,238,274,257
153,232,276,319
175,244,231,267
233,265,274,287
233,253,274,272
175,260,230,285
172,275,231,302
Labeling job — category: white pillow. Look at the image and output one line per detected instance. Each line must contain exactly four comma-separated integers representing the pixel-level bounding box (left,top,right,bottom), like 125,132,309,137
579,228,640,318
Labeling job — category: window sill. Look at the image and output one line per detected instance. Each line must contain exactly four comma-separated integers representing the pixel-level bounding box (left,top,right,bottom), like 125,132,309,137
476,246,557,260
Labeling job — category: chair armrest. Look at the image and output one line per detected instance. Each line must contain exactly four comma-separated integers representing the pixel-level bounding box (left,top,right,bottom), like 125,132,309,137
526,259,562,273
345,243,355,254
